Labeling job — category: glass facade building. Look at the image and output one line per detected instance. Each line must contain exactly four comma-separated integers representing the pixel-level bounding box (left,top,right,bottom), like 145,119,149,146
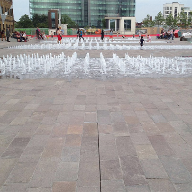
29,0,135,27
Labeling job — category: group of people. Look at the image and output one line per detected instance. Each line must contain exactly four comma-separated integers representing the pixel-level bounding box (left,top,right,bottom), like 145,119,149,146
13,31,28,42
1,27,10,42
100,29,114,41
99,29,149,50
36,27,47,40
157,29,175,40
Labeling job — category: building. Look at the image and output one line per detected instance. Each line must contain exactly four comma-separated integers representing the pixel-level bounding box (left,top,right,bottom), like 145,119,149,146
163,2,192,19
29,0,136,34
0,0,14,32
182,7,192,18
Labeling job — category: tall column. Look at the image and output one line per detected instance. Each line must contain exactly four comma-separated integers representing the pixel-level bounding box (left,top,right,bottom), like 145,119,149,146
115,20,117,31
108,19,110,29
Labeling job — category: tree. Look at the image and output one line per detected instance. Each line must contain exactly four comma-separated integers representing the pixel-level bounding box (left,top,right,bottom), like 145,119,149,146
61,14,77,28
154,12,165,27
164,14,178,29
15,14,33,28
31,14,48,28
142,14,155,27
188,12,192,27
179,11,189,28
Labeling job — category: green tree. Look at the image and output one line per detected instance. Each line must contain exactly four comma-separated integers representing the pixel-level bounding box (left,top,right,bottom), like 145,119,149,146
31,14,48,28
154,12,165,27
15,14,33,28
61,14,77,28
188,12,192,27
179,11,189,28
142,14,155,27
164,14,178,29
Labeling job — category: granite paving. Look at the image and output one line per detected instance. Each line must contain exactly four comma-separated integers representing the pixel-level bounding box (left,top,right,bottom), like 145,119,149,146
0,36,192,191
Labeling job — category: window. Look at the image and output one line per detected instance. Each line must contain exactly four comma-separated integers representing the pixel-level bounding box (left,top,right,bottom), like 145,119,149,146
124,20,131,30
51,12,56,28
174,7,177,18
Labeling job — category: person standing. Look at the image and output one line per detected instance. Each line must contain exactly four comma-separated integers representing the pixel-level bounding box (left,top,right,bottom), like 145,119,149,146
1,28,6,41
172,29,175,40
6,27,10,42
57,27,62,44
101,29,104,40
36,27,40,39
138,31,141,39
77,28,80,38
109,29,113,41
51,31,54,40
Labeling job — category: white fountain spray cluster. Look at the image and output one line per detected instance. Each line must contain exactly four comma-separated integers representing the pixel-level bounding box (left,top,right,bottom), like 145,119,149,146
84,53,89,74
43,37,163,44
113,53,126,74
100,53,107,74
9,42,192,50
0,53,192,79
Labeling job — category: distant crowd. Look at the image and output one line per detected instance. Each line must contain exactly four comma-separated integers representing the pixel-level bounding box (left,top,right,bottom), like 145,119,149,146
157,29,175,40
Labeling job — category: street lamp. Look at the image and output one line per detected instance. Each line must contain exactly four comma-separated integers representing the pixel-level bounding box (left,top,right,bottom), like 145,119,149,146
1,12,8,29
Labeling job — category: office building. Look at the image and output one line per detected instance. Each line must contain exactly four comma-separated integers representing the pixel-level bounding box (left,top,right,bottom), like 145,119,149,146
182,6,192,18
29,0,136,33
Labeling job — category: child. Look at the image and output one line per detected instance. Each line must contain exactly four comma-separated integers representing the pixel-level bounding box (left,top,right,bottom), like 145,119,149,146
147,34,151,42
140,36,144,49
51,31,54,40
57,27,62,44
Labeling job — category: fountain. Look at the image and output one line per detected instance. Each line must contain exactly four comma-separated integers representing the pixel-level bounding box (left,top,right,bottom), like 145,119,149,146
84,53,89,74
100,53,106,74
9,40,192,51
1,52,192,79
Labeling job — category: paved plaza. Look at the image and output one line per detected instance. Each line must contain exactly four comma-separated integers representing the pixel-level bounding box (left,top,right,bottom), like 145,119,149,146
0,36,192,192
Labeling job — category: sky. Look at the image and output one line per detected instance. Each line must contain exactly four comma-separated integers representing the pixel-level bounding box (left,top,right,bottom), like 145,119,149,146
13,0,192,23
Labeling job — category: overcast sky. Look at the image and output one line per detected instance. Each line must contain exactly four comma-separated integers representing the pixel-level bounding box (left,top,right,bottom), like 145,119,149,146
13,0,192,22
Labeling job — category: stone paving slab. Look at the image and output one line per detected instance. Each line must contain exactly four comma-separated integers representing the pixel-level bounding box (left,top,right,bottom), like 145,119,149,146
0,37,192,192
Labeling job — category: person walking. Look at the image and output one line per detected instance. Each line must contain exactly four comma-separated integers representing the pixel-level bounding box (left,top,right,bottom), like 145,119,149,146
1,28,6,41
6,27,10,42
101,29,104,40
109,29,113,41
77,28,80,39
79,29,84,41
140,36,144,49
36,27,40,39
